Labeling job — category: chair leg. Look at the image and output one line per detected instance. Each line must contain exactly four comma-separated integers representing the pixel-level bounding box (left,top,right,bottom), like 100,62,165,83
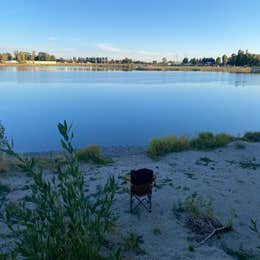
148,194,152,212
130,192,133,213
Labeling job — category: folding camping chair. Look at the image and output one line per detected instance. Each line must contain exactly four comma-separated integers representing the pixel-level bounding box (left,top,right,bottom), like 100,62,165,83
126,168,156,213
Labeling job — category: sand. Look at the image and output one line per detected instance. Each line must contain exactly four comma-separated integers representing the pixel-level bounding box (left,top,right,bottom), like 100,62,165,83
0,141,260,259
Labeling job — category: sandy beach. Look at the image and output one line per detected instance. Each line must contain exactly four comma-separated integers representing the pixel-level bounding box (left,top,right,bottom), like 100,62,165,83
0,141,260,259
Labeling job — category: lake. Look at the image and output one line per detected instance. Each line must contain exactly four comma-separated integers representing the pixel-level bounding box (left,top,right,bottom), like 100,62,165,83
0,66,260,152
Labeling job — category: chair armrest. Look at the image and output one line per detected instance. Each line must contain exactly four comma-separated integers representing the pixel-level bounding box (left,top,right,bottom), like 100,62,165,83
125,175,131,184
152,175,157,186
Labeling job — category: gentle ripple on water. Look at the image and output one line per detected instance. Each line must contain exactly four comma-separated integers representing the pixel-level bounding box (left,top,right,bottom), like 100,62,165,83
0,67,260,152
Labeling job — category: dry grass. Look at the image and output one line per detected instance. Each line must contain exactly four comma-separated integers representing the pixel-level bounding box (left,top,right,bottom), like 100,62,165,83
0,159,13,173
0,63,252,73
76,145,113,164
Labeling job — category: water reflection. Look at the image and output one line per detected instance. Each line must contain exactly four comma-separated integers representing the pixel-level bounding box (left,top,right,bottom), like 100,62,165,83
0,69,260,151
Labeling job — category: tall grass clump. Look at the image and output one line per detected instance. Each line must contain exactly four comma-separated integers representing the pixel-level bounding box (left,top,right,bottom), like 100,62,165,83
0,121,119,259
243,132,260,142
149,132,236,157
149,135,190,157
76,144,112,164
191,132,234,150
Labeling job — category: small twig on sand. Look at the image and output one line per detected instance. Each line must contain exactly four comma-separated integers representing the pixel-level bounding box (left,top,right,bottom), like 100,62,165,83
196,226,230,247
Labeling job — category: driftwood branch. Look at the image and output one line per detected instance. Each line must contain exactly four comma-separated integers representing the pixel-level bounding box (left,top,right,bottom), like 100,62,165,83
196,226,230,247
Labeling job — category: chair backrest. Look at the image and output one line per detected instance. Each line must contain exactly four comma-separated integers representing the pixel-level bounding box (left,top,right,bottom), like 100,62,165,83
130,168,154,196
130,168,153,185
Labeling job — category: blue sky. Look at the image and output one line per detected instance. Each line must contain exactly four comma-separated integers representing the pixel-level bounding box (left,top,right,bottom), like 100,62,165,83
1,0,260,61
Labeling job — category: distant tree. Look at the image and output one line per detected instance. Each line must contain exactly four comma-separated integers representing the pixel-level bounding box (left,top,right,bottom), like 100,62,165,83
14,51,26,63
122,57,132,64
37,52,50,61
201,57,215,65
31,51,36,61
50,55,56,61
236,50,245,66
24,52,32,61
222,54,228,65
182,57,188,64
1,53,8,62
190,58,197,65
162,57,167,64
216,57,221,65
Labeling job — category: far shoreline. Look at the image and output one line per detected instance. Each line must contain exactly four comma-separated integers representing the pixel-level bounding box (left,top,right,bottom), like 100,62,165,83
0,63,254,73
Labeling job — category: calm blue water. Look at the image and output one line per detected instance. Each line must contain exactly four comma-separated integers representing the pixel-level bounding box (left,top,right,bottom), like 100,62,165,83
0,66,260,152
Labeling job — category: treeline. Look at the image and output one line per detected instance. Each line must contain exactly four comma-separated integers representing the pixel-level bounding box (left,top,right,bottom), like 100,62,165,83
0,51,56,63
1,49,259,67
73,56,149,64
182,50,260,67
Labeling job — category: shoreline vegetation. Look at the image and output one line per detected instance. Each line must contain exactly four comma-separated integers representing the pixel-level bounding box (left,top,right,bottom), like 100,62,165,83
149,131,260,158
0,63,253,73
0,131,259,171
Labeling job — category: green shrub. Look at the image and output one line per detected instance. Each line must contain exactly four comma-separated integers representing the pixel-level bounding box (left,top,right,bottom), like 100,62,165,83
149,132,236,157
0,121,119,259
191,132,215,150
191,132,234,150
215,133,235,146
76,144,112,164
243,132,260,142
149,135,190,157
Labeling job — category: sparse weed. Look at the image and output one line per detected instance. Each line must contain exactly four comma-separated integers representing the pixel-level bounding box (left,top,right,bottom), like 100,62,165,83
235,142,246,150
188,245,195,252
173,195,225,237
223,245,260,260
196,156,214,166
122,232,145,255
239,159,260,170
153,228,162,236
249,218,258,233
225,219,233,231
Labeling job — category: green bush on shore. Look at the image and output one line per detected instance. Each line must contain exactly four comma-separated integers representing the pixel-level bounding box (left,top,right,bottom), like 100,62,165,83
243,131,260,142
191,132,235,150
76,144,112,164
149,135,190,157
149,132,237,157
